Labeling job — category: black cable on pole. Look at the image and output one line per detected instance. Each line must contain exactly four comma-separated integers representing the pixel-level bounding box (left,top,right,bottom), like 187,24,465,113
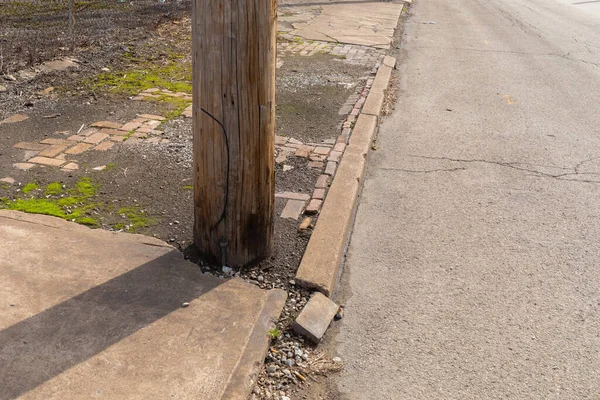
201,107,230,233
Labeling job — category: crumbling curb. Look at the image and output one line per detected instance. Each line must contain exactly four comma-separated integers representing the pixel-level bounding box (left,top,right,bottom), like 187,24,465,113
295,56,397,296
221,289,287,399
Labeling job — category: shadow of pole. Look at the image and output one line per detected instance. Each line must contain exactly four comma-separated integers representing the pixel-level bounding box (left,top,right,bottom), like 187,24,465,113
0,250,223,400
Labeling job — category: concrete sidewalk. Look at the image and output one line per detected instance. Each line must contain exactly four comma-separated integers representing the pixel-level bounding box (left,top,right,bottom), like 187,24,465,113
0,210,286,399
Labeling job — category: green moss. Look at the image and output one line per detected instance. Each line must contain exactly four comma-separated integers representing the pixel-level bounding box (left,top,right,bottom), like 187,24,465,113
0,176,101,228
44,182,63,196
106,163,116,170
1,184,8,190
116,206,157,232
74,217,99,227
22,182,39,194
4,198,65,218
182,184,193,191
74,177,97,197
88,60,192,96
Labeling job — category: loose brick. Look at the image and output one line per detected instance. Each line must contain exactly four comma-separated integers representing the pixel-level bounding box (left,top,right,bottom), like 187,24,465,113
67,135,86,142
305,199,322,215
298,217,312,231
308,161,324,169
315,175,329,189
40,138,73,145
28,157,65,167
65,143,93,155
94,141,114,151
275,135,289,145
333,143,346,152
275,151,290,164
323,139,336,145
275,192,311,201
79,128,99,137
99,128,126,136
296,148,310,158
325,161,337,176
1,114,28,124
13,163,35,170
312,188,326,200
84,132,110,144
119,121,143,132
110,135,126,142
281,199,305,220
90,121,122,129
313,146,331,156
336,135,349,145
292,292,339,343
288,138,302,145
135,126,154,134
328,151,343,163
61,162,79,171
1,177,16,184
13,142,49,151
38,144,68,158
138,114,165,121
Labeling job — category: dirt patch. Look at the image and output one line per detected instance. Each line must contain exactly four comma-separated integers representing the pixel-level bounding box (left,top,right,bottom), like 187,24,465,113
277,54,365,143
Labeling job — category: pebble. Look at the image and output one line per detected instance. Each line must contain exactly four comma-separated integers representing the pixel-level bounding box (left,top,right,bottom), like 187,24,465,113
335,308,344,320
267,365,277,373
282,369,292,377
333,356,342,363
181,302,190,308
258,275,264,282
285,359,295,367
222,266,232,274
281,397,291,400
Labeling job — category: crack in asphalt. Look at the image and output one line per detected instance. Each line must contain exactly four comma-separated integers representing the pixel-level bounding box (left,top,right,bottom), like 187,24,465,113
380,167,468,173
403,155,600,184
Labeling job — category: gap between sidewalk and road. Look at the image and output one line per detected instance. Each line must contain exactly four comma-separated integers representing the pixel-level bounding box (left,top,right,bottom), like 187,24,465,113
295,56,397,296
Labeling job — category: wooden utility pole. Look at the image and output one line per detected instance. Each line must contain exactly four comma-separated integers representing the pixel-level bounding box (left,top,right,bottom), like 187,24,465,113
192,0,277,267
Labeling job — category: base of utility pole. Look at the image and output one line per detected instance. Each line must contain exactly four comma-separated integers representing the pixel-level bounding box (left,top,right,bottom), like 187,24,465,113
192,0,277,267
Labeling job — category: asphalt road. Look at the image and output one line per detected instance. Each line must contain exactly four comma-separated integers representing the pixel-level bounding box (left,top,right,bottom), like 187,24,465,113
334,0,600,398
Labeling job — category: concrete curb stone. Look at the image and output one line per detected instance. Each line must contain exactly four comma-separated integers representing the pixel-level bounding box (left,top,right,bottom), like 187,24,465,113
295,58,397,296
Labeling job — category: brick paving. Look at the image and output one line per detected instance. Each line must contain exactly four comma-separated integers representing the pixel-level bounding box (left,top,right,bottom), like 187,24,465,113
276,40,385,70
8,109,169,173
4,38,384,233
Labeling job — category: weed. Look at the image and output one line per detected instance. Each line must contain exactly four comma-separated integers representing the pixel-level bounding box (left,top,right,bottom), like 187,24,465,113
182,184,193,191
268,327,281,340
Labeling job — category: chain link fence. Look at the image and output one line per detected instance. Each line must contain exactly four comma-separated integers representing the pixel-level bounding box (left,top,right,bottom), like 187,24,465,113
0,0,191,73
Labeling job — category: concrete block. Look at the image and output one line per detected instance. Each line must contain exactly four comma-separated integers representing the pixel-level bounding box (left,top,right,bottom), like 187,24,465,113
281,200,305,220
292,293,339,343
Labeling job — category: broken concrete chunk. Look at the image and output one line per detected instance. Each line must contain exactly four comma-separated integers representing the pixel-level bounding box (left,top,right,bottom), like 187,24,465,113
292,292,339,343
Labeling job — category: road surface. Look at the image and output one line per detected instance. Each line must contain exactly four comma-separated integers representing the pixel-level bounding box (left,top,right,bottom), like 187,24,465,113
334,0,600,398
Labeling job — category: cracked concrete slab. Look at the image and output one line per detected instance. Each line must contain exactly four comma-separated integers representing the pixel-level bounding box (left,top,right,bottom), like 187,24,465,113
289,2,404,49
0,210,286,399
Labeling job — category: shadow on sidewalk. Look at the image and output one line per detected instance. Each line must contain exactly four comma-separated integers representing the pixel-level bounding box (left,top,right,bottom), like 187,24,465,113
0,250,223,399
